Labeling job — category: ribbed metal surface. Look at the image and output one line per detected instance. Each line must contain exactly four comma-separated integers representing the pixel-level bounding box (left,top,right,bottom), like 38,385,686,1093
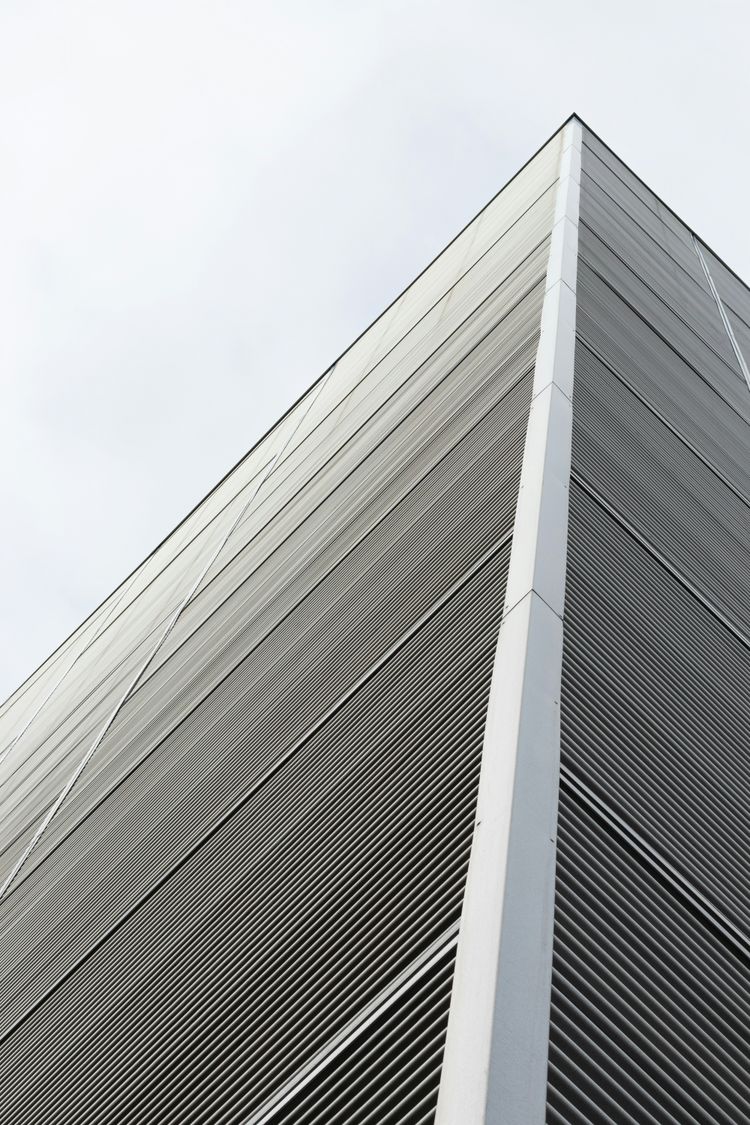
548,787,750,1124
563,485,750,935
0,544,511,1124
0,127,560,1122
270,943,457,1125
698,240,750,343
572,345,750,640
8,118,747,1124
547,128,750,1121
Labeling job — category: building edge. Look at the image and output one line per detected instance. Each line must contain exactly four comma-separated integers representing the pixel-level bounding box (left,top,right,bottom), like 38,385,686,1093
435,119,581,1125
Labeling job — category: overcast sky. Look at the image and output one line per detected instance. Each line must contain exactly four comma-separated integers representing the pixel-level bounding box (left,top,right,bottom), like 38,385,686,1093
2,0,749,700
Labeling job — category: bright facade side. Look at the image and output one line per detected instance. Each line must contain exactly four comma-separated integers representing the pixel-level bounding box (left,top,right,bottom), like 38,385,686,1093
0,116,747,1125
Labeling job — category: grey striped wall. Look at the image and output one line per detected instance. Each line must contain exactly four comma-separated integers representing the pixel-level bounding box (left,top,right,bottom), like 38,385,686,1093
547,126,750,1122
1,118,748,1124
0,128,562,1122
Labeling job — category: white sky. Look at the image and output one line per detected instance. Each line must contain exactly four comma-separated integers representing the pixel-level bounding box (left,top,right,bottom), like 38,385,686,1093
2,0,749,700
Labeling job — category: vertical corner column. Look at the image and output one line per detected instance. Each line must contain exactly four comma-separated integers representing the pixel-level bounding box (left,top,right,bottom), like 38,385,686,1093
435,118,581,1125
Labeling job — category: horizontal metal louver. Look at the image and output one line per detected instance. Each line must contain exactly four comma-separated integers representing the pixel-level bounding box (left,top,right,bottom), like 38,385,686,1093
572,344,750,640
0,516,512,1125
1,261,547,896
548,787,750,1124
268,942,457,1125
548,127,750,1123
0,126,562,1124
8,116,748,1125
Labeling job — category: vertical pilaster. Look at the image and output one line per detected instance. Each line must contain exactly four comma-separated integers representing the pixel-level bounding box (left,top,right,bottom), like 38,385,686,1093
435,118,581,1125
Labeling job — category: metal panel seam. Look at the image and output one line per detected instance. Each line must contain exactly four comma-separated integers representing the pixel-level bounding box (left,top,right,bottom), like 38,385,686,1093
571,474,750,651
0,569,141,777
243,924,460,1125
693,236,750,394
558,766,750,959
0,364,336,902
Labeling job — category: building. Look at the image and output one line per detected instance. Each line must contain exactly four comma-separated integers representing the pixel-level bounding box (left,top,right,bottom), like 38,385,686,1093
0,115,748,1124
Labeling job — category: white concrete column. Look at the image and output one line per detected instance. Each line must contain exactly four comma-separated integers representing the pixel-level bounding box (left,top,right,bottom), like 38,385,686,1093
435,117,581,1125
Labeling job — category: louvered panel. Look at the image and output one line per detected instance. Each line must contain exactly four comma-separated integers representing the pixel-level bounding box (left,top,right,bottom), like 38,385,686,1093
572,344,750,638
578,171,731,358
0,538,511,1124
547,788,750,1124
549,130,750,1125
157,260,546,662
2,268,545,905
314,128,561,426
0,554,198,798
0,633,161,861
269,942,456,1125
578,221,744,395
0,434,277,756
698,240,750,330
576,265,750,500
0,390,528,1020
0,117,573,1125
283,180,556,458
0,476,244,795
132,277,545,731
582,132,695,253
580,146,699,283
0,516,232,862
110,349,534,777
562,485,750,934
0,609,101,753
186,224,552,599
5,349,533,903
0,132,559,772
88,449,273,633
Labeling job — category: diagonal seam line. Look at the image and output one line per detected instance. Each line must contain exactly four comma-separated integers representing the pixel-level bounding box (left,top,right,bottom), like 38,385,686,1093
0,567,142,778
579,216,743,379
0,375,531,869
559,765,750,961
0,363,337,902
580,259,750,427
0,532,511,1041
111,263,547,724
576,334,750,510
571,474,750,652
57,456,275,679
266,178,559,482
8,188,546,706
183,244,553,619
243,924,460,1125
0,141,564,728
692,235,750,395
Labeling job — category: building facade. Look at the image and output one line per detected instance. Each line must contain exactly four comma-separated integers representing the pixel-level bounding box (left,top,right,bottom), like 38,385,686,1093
0,116,747,1123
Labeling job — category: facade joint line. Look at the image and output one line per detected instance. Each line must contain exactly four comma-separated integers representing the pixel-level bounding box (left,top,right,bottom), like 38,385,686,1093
692,235,750,394
0,364,337,902
244,925,460,1125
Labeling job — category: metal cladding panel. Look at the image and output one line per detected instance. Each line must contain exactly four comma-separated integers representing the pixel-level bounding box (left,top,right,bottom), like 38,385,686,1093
0,222,553,894
0,130,561,1123
578,223,745,395
572,346,750,640
270,945,457,1125
549,788,750,1123
547,128,750,1121
7,119,748,1124
698,240,750,336
575,265,750,500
